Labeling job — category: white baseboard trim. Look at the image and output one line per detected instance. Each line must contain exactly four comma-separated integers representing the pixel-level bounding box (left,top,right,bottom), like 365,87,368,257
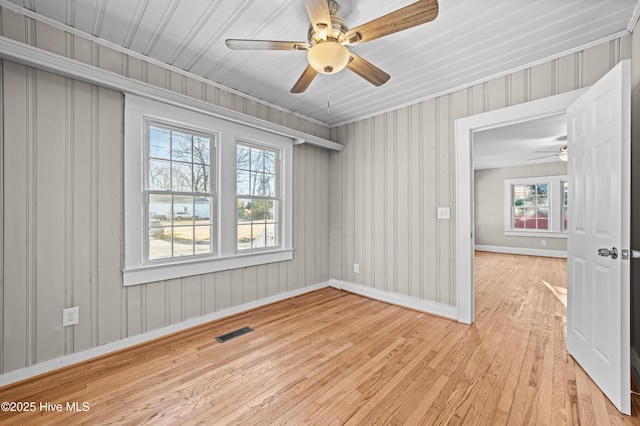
631,348,640,389
0,282,330,387
330,279,457,320
475,244,567,258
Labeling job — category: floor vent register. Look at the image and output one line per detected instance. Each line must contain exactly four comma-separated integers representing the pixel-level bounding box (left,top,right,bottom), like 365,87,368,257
215,326,254,343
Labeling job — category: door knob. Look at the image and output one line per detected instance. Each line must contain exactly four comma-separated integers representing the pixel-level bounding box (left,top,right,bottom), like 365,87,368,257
598,247,618,259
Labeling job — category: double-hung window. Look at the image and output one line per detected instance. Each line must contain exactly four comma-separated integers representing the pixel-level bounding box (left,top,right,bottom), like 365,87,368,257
511,183,549,231
504,175,567,238
124,94,293,286
145,121,216,261
236,143,280,251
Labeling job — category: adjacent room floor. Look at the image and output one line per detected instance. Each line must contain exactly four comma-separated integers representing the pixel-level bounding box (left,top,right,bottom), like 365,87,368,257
0,252,638,424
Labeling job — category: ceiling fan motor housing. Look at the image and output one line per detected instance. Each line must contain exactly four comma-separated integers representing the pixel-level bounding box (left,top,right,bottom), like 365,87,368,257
306,14,352,75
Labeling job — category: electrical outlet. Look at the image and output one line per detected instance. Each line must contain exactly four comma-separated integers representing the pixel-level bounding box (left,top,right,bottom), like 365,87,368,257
541,240,547,246
63,306,79,327
354,263,360,274
437,207,450,220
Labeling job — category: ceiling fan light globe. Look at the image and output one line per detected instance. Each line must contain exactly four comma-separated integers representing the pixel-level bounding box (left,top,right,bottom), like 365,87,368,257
307,41,350,74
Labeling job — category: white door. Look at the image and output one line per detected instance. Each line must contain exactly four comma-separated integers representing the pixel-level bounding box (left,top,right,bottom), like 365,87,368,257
566,60,631,415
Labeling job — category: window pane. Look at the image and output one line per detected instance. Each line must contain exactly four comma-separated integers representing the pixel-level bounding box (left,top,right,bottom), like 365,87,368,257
524,208,536,229
172,131,192,162
194,196,211,221
173,195,194,224
173,227,194,257
264,150,275,174
251,148,265,173
536,184,548,195
237,224,252,250
537,195,548,206
265,223,277,247
237,145,250,171
193,136,210,165
237,198,251,222
149,227,172,260
266,200,277,221
537,207,549,217
513,211,525,228
251,199,271,221
172,163,192,191
193,163,209,192
149,194,171,223
262,174,276,197
237,170,250,195
149,159,171,190
253,173,274,196
252,224,267,248
194,225,211,255
149,126,171,159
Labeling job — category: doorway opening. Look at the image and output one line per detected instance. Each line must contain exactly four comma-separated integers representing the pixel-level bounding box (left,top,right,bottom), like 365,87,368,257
454,89,586,324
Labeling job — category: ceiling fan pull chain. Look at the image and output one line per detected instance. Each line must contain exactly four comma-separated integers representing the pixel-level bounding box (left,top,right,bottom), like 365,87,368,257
327,74,331,119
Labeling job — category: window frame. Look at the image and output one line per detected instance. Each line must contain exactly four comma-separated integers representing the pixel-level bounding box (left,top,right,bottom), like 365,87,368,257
124,95,293,286
503,175,568,238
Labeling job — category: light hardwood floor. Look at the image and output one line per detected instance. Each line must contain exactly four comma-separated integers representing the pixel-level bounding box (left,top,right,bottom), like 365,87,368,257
1,252,639,425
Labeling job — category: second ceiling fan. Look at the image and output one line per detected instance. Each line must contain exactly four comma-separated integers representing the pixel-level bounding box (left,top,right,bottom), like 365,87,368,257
226,0,439,93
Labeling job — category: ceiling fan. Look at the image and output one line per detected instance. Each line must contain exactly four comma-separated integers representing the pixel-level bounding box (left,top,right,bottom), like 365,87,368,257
528,145,568,162
225,0,439,93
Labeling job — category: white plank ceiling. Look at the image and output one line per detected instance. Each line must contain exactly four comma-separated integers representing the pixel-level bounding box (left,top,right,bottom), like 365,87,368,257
4,0,639,127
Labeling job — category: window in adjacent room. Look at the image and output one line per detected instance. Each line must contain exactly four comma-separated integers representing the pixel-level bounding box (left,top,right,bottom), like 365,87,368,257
511,183,549,231
504,175,567,238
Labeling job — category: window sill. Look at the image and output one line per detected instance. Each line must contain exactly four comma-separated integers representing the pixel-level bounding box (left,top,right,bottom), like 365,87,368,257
504,231,567,239
123,249,293,286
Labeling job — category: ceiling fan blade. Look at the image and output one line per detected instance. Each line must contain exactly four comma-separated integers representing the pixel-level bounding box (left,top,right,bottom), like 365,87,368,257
226,39,309,50
346,53,390,86
345,0,439,45
291,65,318,93
528,154,559,161
304,0,332,38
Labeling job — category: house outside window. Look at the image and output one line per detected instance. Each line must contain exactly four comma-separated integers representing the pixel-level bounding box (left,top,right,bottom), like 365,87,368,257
504,175,567,238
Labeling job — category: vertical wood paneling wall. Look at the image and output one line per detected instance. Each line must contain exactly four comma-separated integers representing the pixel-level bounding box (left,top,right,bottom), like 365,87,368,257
0,8,331,374
330,35,632,308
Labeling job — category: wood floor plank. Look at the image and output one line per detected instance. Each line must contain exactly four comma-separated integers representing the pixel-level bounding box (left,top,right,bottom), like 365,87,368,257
1,252,639,425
